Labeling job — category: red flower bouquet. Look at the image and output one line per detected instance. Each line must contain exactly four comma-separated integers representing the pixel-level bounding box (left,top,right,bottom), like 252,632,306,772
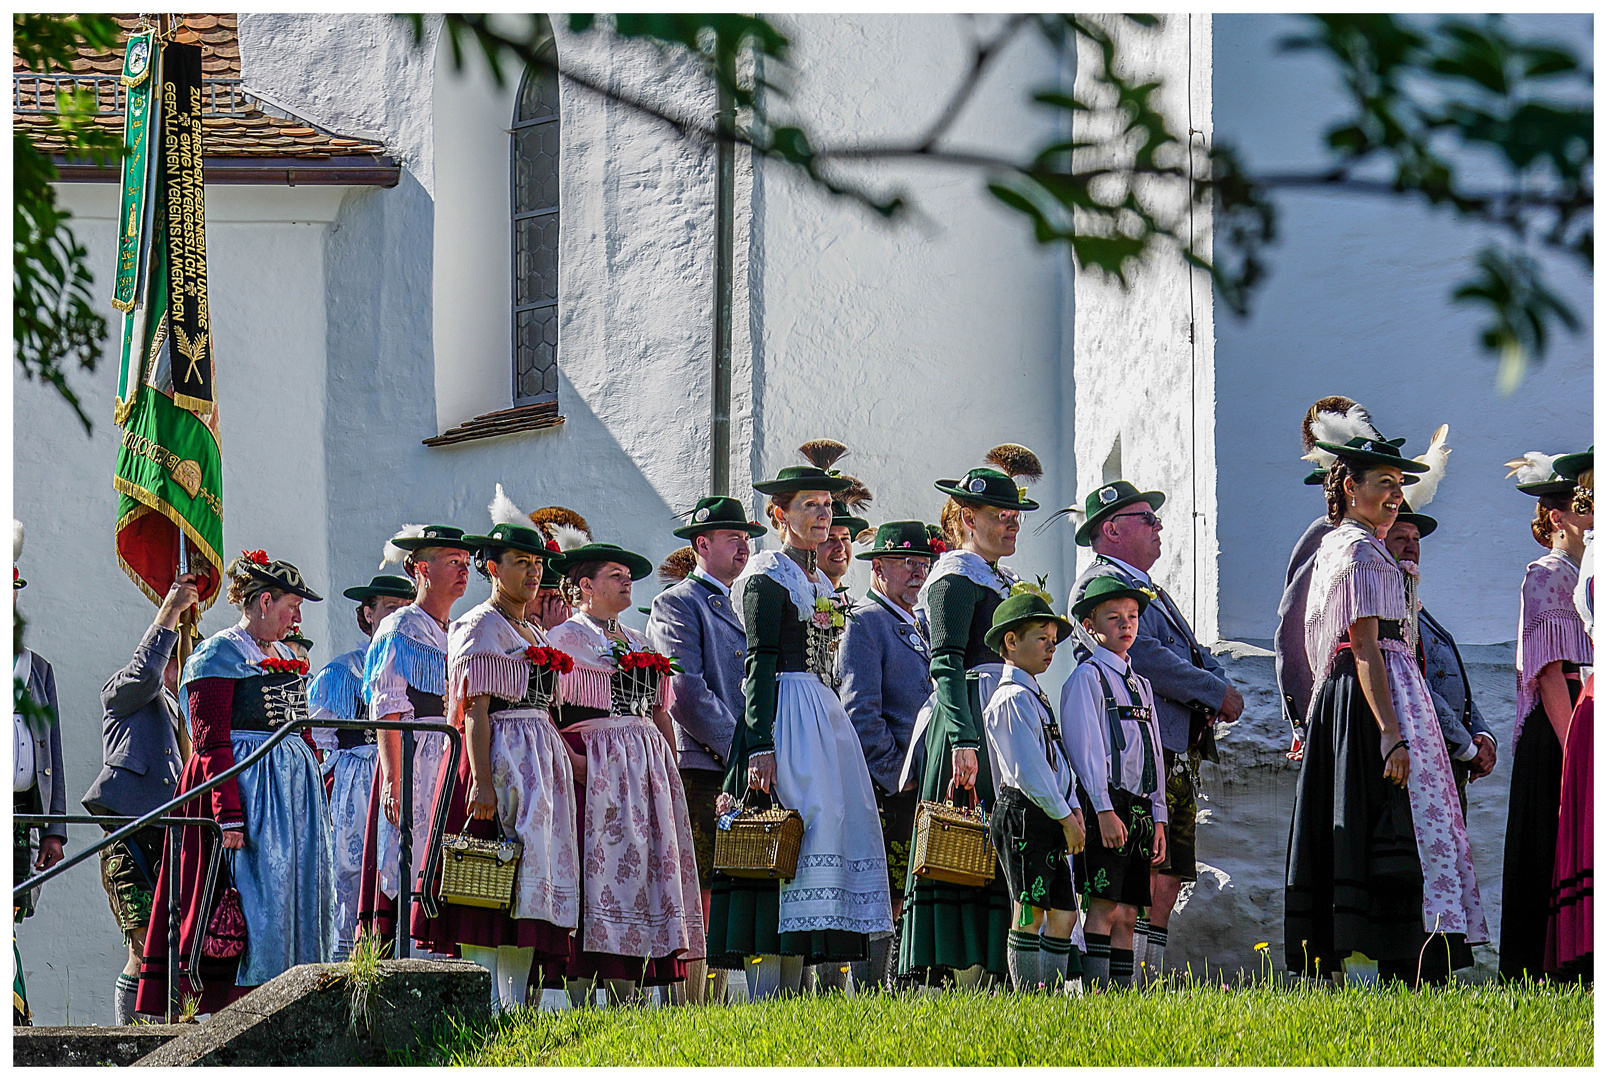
524,645,575,674
259,656,309,676
606,640,680,715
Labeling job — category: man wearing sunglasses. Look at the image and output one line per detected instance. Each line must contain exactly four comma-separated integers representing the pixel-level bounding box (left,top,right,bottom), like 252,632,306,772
1066,480,1244,984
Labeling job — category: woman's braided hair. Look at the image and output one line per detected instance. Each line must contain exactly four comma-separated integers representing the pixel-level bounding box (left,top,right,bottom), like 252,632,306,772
1532,491,1573,547
1321,456,1380,525
940,496,987,548
1572,467,1594,517
224,556,286,610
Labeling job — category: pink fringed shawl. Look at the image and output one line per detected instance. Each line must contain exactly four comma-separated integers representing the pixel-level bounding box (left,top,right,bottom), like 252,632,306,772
1515,549,1593,748
446,602,560,721
1303,520,1488,939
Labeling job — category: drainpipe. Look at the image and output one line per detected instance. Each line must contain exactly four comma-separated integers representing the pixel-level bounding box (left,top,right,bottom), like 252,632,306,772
710,77,736,496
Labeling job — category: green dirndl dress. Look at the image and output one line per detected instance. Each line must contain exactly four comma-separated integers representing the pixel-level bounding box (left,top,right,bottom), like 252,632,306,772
897,573,1010,980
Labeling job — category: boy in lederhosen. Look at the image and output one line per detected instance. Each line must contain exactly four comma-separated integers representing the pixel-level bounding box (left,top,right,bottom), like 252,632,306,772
980,594,1086,993
1060,577,1167,990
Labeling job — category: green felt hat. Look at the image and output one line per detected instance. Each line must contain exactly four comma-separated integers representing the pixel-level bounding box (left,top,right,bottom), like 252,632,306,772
934,468,1040,512
386,524,476,553
549,542,653,581
983,592,1074,653
673,496,767,540
753,465,854,496
1554,446,1594,482
831,499,870,536
1073,480,1167,547
1393,500,1438,539
462,522,556,559
342,574,418,603
1071,574,1155,621
856,520,943,560
283,628,314,650
1303,467,1328,487
1313,436,1428,482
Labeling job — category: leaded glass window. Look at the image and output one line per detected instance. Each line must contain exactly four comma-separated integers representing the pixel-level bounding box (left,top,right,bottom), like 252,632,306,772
512,23,559,405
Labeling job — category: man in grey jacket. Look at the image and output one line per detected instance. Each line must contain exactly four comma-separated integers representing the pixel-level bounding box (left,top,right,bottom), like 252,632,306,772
838,521,937,991
1383,510,1496,813
1068,481,1244,981
13,524,65,1026
81,574,198,1024
645,496,764,1004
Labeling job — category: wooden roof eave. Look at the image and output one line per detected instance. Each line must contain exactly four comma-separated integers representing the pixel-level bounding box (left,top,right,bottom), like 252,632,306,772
49,154,402,188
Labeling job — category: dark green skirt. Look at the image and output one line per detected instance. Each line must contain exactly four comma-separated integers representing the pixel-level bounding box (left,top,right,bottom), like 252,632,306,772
897,674,1009,978
707,876,870,968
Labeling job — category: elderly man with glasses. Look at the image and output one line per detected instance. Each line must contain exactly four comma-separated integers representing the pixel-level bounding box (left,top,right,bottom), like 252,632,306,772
837,521,939,991
1065,481,1244,983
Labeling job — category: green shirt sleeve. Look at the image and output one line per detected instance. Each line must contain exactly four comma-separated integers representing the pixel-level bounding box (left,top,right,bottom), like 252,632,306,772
740,573,786,757
927,574,982,751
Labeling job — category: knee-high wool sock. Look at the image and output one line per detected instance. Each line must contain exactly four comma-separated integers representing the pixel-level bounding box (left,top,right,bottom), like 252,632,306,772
779,955,806,996
460,944,501,1011
1039,935,1074,991
1110,947,1135,989
749,956,784,1000
1006,930,1042,991
1144,923,1168,979
1132,915,1150,973
495,945,534,1010
114,973,139,1025
1083,933,1112,990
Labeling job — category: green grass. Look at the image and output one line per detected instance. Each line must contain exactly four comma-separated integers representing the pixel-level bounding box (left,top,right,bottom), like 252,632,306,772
405,980,1592,1066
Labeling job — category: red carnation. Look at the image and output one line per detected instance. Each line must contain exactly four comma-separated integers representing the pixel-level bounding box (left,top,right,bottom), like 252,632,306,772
929,539,948,554
545,539,560,553
240,549,269,566
259,656,308,676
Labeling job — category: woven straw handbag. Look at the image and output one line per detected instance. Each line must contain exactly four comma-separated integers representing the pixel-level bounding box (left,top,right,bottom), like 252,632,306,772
910,788,996,887
713,789,804,881
438,826,523,910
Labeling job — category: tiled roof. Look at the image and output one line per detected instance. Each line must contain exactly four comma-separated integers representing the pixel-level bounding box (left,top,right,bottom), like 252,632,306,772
13,14,387,160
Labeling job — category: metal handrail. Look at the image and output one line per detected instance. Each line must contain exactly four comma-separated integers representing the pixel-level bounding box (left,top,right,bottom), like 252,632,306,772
15,814,222,1024
310,719,461,956
13,718,461,970
12,73,253,117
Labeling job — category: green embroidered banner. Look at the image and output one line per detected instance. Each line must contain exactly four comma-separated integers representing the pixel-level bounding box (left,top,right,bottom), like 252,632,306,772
114,41,223,611
112,29,159,424
111,29,156,313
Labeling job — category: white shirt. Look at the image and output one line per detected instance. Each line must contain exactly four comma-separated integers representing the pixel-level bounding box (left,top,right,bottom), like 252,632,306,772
983,665,1074,821
688,568,731,598
14,649,36,792
1058,646,1167,823
366,604,449,721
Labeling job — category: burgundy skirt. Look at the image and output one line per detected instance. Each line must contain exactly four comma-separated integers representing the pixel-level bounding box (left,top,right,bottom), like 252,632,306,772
411,736,573,962
1547,675,1593,977
559,729,689,986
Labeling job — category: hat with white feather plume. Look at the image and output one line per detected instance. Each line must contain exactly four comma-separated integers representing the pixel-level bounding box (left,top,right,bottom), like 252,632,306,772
463,485,555,557
1396,425,1450,537
527,506,592,587
1300,400,1408,485
380,523,474,574
1504,451,1576,497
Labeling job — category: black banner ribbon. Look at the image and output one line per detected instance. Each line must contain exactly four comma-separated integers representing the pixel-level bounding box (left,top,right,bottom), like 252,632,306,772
160,43,214,415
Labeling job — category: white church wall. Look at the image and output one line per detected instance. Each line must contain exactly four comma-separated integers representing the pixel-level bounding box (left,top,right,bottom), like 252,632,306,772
746,14,1078,604
13,183,344,1026
1070,14,1218,641
1212,13,1594,645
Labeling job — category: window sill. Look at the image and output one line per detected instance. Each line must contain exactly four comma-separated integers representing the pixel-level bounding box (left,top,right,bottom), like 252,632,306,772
423,401,564,447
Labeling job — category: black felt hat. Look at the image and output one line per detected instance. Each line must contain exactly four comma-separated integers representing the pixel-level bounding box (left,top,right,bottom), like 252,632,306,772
342,574,418,603
673,496,767,540
549,542,653,581
1072,480,1166,547
856,520,942,561
240,557,323,602
386,524,476,553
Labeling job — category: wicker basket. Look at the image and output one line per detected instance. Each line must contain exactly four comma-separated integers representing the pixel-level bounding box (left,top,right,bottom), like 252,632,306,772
910,798,996,887
713,793,804,881
438,831,523,910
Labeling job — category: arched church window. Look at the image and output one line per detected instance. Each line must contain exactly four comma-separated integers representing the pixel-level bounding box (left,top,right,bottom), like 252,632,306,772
511,20,559,405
